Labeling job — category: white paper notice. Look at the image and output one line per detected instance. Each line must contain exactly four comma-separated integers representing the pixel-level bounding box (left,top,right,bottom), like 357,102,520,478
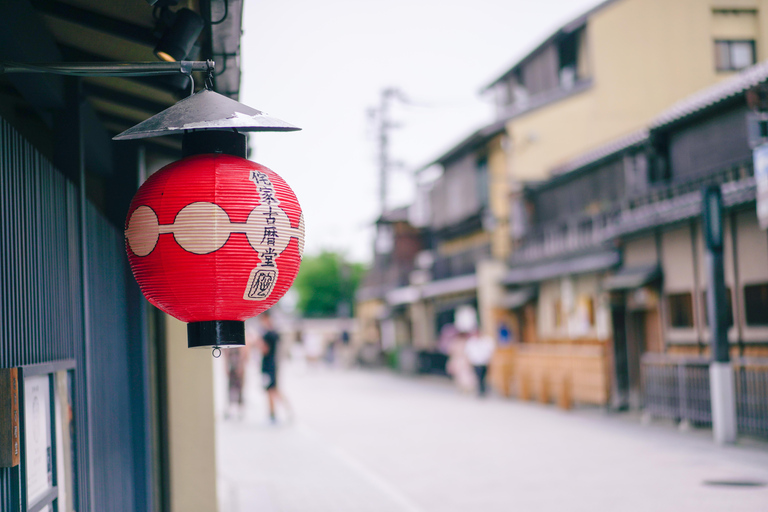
24,374,52,507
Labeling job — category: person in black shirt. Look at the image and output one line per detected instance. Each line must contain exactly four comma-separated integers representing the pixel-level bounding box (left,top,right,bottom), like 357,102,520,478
258,311,289,423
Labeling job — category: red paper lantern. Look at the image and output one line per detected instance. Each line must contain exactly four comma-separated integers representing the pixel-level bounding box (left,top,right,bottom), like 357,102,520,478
125,153,304,345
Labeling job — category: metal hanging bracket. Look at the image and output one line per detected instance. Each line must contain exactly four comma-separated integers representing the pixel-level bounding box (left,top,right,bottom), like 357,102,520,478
0,60,215,77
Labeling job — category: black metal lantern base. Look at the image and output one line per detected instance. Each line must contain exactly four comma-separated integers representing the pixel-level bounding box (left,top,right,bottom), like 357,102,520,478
187,320,245,348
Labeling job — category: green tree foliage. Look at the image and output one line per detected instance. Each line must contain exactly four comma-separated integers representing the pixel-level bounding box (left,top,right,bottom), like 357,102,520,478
292,251,366,318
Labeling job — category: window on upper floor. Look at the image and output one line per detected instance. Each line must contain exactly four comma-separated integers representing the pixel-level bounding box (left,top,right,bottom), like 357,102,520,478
715,40,756,71
712,9,757,72
744,283,768,326
667,292,694,328
558,26,587,91
491,24,588,116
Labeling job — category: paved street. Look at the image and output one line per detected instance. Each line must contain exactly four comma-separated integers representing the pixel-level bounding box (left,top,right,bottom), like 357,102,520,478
215,360,768,512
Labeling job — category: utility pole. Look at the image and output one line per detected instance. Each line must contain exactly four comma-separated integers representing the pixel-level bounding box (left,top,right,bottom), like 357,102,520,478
371,87,403,216
702,185,737,444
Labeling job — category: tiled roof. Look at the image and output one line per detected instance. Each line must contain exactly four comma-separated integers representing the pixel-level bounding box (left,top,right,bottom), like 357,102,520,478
549,128,648,177
418,118,507,171
651,60,768,130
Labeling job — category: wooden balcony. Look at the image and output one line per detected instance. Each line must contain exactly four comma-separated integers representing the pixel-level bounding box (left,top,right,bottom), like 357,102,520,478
514,162,755,264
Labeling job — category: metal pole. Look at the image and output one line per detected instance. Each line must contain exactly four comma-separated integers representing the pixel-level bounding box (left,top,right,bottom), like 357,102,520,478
702,185,737,444
379,89,391,216
0,60,213,76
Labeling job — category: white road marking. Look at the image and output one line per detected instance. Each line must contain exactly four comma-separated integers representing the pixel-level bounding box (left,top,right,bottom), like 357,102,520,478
295,423,427,512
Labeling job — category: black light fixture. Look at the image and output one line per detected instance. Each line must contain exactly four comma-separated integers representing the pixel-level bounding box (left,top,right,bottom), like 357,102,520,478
154,8,205,62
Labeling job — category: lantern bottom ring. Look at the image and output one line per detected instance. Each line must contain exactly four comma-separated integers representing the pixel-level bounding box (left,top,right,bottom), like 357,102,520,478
187,320,245,349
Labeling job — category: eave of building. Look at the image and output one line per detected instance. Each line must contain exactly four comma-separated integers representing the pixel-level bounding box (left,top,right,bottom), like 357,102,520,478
417,118,507,172
480,0,620,93
505,246,620,285
13,0,243,147
650,59,768,133
495,78,593,125
526,128,648,193
385,273,479,306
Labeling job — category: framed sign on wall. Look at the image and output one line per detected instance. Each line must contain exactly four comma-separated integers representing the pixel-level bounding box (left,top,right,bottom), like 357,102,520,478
0,360,78,512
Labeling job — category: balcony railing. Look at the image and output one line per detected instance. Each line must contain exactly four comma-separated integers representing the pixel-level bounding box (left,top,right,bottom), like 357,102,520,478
513,162,755,263
432,244,491,281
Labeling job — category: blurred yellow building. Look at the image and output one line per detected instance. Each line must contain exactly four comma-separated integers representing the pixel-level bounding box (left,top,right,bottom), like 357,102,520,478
358,0,768,431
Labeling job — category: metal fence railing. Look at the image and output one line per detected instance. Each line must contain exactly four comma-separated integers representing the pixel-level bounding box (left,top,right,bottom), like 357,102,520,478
735,359,768,438
642,356,711,426
642,355,768,438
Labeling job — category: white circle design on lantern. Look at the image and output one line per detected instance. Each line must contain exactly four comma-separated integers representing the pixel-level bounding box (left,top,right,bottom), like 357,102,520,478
126,201,305,257
297,214,306,258
171,201,232,255
126,205,160,257
245,204,292,254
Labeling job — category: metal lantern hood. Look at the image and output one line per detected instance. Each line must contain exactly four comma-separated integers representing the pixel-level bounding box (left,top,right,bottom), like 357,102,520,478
113,88,300,141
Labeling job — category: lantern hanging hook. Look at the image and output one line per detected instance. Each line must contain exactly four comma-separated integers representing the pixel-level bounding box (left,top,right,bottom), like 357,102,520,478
212,346,222,358
205,59,215,90
178,60,195,96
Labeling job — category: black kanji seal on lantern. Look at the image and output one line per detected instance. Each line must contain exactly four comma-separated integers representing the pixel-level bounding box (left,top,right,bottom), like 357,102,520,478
246,269,277,300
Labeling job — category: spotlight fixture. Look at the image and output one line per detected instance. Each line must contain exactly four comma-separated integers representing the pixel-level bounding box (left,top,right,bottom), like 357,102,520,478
154,8,204,62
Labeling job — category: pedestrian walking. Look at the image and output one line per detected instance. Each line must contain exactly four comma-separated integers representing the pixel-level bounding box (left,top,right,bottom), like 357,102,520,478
464,330,495,397
224,344,249,420
446,329,474,394
258,311,291,423
303,330,324,367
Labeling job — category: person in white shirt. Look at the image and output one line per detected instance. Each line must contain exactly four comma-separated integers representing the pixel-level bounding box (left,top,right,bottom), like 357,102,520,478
464,331,495,396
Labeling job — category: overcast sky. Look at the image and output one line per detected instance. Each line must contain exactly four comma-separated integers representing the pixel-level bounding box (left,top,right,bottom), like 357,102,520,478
240,0,604,264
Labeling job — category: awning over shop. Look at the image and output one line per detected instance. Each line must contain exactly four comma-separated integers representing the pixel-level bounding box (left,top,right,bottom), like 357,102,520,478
383,274,479,305
504,249,620,284
602,265,661,291
385,285,420,306
499,286,537,310
422,273,478,299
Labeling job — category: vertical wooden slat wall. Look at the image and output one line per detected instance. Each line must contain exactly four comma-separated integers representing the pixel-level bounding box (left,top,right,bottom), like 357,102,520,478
0,118,149,511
